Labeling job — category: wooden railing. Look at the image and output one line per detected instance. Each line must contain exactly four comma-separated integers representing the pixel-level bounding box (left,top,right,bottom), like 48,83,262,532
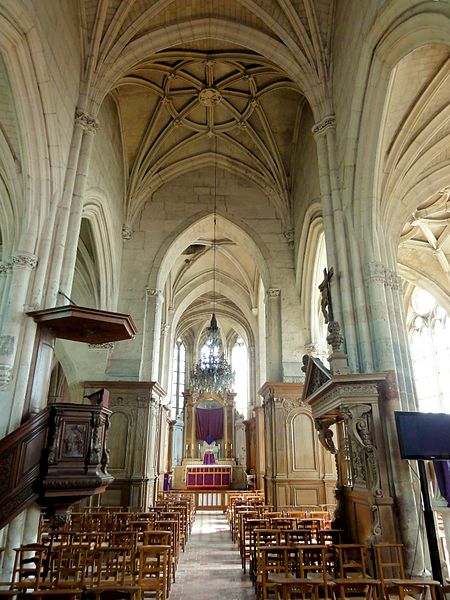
0,400,113,529
0,408,50,528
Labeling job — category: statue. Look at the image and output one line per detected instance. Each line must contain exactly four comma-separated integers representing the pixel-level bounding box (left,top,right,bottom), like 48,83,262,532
318,267,334,324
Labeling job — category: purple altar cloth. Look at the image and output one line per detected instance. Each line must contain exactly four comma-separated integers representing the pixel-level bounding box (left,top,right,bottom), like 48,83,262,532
203,451,215,465
186,465,231,488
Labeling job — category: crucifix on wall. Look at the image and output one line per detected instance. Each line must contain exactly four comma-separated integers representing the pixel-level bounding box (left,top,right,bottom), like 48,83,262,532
319,267,334,324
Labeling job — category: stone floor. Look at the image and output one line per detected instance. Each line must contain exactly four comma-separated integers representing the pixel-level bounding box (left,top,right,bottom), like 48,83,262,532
169,510,255,599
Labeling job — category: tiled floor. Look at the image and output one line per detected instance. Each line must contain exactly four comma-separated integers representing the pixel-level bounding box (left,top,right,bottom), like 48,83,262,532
170,510,255,599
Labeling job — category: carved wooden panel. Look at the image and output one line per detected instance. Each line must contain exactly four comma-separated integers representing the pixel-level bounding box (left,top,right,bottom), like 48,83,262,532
108,412,128,469
293,487,320,506
292,412,317,472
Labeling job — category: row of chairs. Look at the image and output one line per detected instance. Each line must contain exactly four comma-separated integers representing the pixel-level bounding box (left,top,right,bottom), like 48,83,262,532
228,498,441,600
0,543,170,600
1,492,196,600
246,534,441,600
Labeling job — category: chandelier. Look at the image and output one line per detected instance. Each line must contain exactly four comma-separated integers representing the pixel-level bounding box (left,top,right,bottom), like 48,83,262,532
190,138,235,395
191,313,235,394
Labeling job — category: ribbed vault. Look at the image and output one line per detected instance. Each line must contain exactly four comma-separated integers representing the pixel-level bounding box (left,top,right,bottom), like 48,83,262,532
115,52,302,230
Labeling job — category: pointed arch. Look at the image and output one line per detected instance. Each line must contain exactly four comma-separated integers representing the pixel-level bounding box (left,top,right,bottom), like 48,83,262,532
83,188,121,310
151,211,272,293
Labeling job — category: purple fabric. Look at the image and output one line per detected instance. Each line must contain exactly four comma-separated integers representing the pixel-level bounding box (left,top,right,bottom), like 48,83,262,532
203,452,215,465
186,466,231,488
196,407,223,442
434,461,450,505
163,472,170,491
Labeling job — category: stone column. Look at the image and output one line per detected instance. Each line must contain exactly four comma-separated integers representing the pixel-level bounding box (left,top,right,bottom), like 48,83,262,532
44,111,85,305
0,253,38,433
248,345,256,411
1,511,25,582
59,111,98,299
254,406,265,492
183,390,195,461
167,419,176,471
158,322,171,391
265,288,283,381
313,115,374,371
225,393,235,459
141,288,164,381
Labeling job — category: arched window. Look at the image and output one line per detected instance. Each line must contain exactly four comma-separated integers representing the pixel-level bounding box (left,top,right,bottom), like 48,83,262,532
171,338,186,418
232,337,248,417
408,288,450,412
310,232,329,364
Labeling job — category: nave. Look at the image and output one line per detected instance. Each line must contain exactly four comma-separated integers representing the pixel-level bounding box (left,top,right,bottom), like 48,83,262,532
170,511,253,600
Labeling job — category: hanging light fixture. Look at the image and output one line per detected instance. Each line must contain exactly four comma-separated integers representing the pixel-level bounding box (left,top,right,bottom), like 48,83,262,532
190,138,235,395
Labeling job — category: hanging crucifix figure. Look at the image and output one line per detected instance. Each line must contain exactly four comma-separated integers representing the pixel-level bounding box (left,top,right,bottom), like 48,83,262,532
318,267,334,324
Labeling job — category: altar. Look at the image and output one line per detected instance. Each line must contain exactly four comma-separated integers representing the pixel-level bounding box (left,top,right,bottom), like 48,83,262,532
171,389,246,490
185,465,232,489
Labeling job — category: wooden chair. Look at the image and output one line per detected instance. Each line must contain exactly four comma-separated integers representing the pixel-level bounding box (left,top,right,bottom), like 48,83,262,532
335,544,372,578
251,529,285,586
298,519,324,541
29,545,90,599
257,546,299,599
136,545,170,600
330,578,381,600
298,544,333,599
84,546,139,600
241,517,269,573
317,529,343,546
0,545,49,597
270,518,298,531
269,575,321,600
373,543,440,600
155,519,179,570
141,531,174,594
285,529,313,546
109,531,139,551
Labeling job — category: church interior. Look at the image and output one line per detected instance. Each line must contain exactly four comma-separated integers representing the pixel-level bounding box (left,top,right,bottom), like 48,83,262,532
1,0,450,597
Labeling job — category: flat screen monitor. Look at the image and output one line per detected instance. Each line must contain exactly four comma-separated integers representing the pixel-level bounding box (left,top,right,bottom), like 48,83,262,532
395,411,450,460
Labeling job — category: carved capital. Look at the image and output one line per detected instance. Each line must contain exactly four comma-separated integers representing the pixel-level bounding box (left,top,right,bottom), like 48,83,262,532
11,253,38,270
283,229,295,248
0,335,15,357
312,115,336,137
88,342,115,350
266,287,281,299
0,364,13,389
385,268,402,291
363,261,386,285
0,261,11,275
121,225,133,240
75,110,99,134
282,396,305,415
146,288,163,302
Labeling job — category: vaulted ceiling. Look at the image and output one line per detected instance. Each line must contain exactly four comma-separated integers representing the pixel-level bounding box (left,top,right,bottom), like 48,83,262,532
115,53,302,229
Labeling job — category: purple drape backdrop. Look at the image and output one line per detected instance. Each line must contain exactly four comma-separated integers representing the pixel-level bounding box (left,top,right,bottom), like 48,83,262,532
434,461,450,505
196,407,224,443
